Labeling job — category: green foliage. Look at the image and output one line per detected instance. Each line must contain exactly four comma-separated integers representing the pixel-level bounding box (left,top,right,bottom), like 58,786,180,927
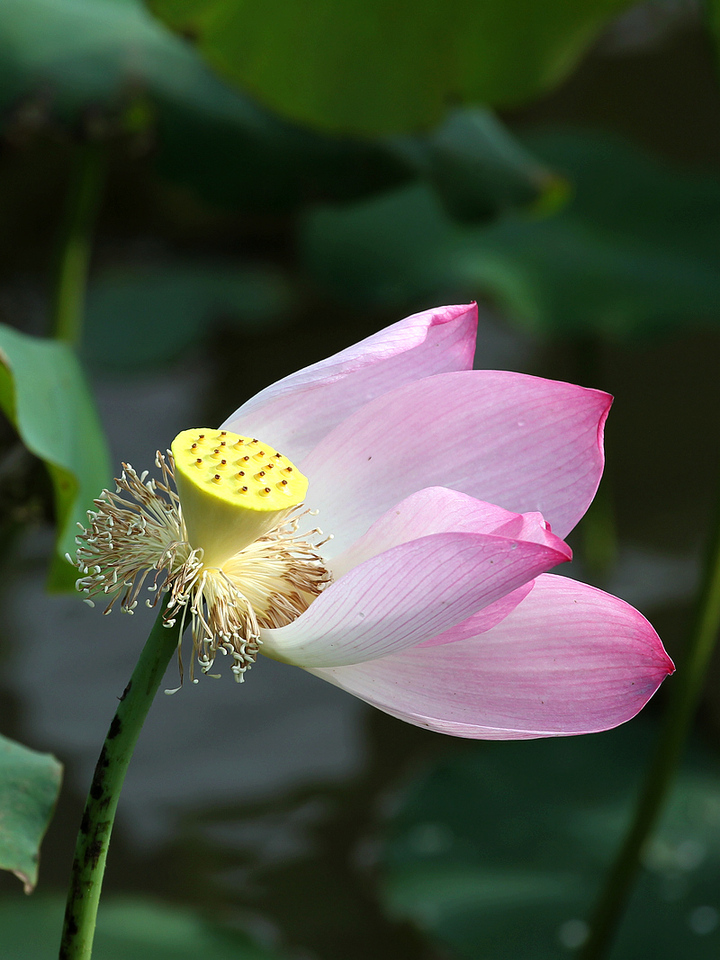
0,896,287,959
707,0,720,54
381,723,720,959
148,0,635,135
301,131,720,340
0,0,561,216
0,325,111,589
0,0,406,210
0,734,62,893
0,0,188,120
83,261,292,369
390,107,569,222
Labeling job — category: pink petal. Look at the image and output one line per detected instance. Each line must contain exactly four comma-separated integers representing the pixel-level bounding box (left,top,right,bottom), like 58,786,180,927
417,584,534,648
221,304,477,461
329,485,570,573
302,370,611,551
259,532,569,667
309,574,674,739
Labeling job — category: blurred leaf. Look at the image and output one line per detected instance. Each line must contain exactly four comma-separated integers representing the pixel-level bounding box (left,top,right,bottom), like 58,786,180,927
0,325,111,589
0,734,62,893
84,261,291,369
159,98,560,219
381,723,720,959
148,0,635,135
707,0,720,62
0,0,409,209
0,895,287,959
391,107,569,222
0,2,563,216
0,0,189,119
301,131,720,340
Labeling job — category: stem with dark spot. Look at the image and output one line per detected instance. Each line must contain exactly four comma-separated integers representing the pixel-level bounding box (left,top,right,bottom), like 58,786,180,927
59,603,181,960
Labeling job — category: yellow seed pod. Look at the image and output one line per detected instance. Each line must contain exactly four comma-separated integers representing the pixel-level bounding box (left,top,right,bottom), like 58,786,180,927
171,428,308,567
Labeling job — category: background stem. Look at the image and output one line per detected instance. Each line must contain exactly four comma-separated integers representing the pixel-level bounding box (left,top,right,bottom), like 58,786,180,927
51,141,105,347
59,605,181,960
578,481,720,959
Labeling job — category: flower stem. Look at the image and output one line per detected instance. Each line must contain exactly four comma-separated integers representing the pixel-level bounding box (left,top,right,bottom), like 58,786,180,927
59,604,181,960
51,140,105,347
578,486,720,959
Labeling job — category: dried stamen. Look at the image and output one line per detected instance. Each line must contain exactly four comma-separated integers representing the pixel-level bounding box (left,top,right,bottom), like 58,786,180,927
74,439,331,686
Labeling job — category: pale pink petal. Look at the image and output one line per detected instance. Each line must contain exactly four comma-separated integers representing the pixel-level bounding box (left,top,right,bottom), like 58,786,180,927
259,532,569,667
301,370,611,551
309,574,674,739
329,486,570,573
221,304,477,461
417,584,534,648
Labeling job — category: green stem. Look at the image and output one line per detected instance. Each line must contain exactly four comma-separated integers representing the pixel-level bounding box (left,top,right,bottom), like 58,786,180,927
579,484,720,959
59,604,181,960
51,141,105,346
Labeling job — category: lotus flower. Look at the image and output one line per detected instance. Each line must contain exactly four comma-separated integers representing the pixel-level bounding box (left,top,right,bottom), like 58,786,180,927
77,303,672,739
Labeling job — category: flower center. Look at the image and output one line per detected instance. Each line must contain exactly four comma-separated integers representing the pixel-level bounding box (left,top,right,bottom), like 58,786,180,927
74,430,330,685
171,428,309,568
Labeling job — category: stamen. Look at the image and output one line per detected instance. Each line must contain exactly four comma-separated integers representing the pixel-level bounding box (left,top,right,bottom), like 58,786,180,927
74,434,332,689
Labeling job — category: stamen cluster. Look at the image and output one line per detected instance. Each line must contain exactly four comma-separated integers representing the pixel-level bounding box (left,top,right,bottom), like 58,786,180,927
74,452,331,684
